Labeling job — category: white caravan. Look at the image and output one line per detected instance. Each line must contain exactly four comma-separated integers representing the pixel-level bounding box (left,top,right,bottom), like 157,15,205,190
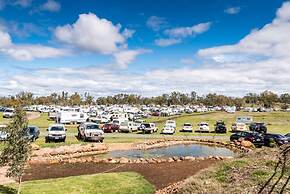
57,111,89,124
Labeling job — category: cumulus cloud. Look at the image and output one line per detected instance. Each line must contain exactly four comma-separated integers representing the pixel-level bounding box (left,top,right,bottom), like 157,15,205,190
198,2,290,61
0,29,69,60
55,13,131,54
224,7,241,14
155,38,181,47
0,0,5,10
13,0,32,8
146,16,168,31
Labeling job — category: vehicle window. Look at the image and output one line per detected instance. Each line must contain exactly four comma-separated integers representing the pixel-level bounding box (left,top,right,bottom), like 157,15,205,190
143,124,150,128
29,127,35,133
184,124,191,126
86,124,99,130
50,126,64,131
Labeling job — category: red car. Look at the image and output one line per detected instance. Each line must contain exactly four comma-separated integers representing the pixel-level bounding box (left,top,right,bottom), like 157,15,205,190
103,123,118,133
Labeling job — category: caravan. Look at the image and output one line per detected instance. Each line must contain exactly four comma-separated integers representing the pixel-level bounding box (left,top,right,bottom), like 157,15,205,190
57,111,89,124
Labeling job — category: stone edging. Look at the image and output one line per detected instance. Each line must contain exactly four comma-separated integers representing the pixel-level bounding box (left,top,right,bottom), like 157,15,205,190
28,139,251,165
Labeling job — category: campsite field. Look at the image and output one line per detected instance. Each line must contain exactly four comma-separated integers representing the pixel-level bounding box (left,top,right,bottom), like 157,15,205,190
0,111,290,148
1,172,154,194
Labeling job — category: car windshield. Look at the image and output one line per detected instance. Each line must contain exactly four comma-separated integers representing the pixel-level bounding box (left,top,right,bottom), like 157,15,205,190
142,124,150,128
50,126,64,131
5,109,13,113
86,124,99,130
28,127,35,133
273,134,285,138
184,124,191,126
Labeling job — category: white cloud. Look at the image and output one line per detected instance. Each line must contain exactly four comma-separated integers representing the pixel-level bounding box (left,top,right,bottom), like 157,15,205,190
155,38,181,47
13,0,32,8
198,2,290,60
155,22,211,47
146,16,168,31
40,0,61,12
55,13,130,54
0,0,5,10
113,49,150,69
0,29,69,60
164,22,211,38
224,7,241,14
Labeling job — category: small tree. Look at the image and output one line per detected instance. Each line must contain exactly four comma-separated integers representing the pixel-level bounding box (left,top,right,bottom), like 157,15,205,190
0,106,31,194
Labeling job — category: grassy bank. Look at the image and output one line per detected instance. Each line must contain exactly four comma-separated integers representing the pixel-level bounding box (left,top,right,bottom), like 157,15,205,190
0,172,155,194
178,146,290,194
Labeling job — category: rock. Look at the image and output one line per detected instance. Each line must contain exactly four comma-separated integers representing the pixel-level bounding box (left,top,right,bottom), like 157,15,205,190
173,156,179,161
240,140,255,148
167,158,174,163
119,157,129,164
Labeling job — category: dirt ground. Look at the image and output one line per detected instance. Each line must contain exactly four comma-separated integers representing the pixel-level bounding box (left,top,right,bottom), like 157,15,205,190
26,111,41,120
23,160,216,190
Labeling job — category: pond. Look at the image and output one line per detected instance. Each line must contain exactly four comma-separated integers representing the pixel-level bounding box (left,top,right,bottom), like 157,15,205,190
104,144,235,159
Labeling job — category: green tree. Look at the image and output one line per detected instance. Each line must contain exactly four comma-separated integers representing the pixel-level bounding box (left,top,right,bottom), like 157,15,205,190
0,107,31,194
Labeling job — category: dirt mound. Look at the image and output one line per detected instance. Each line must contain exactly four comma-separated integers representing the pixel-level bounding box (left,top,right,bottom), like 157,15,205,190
23,160,216,190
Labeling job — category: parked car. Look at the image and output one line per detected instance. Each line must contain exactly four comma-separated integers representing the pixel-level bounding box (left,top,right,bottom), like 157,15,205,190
78,122,104,142
285,133,290,141
263,133,288,146
162,125,175,134
230,131,264,147
249,122,267,133
140,123,158,134
195,122,210,133
45,124,66,143
165,120,176,129
3,108,15,118
25,125,40,141
103,123,117,133
231,122,247,132
119,121,139,133
180,123,193,132
0,124,8,141
215,121,227,133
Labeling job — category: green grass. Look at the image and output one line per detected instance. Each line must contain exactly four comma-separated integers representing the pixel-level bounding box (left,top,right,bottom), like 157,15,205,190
1,172,155,194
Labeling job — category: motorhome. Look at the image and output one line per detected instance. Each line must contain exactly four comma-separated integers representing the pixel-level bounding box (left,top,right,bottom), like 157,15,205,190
165,120,176,128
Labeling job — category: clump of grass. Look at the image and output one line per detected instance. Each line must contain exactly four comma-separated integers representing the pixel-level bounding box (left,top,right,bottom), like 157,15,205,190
231,160,248,168
215,164,232,183
251,170,270,183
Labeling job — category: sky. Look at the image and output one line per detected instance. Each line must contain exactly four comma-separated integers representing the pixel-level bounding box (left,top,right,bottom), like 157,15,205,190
0,0,289,97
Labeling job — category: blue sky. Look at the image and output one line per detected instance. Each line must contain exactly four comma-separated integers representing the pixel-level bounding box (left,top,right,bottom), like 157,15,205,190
0,0,289,97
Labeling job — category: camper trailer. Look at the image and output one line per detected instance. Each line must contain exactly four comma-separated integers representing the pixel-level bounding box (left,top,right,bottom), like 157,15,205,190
57,111,89,124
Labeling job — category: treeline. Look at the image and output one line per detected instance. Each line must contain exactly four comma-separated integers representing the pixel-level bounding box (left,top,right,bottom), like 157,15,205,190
0,90,289,109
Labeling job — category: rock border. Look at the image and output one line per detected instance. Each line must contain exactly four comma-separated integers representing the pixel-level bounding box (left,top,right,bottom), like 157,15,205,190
28,139,250,165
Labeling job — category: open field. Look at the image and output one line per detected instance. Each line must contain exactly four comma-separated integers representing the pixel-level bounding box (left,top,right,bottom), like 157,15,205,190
0,111,290,148
0,172,154,194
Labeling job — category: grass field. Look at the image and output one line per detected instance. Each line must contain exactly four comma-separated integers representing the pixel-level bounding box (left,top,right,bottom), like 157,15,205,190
0,172,155,194
178,147,290,193
0,111,289,148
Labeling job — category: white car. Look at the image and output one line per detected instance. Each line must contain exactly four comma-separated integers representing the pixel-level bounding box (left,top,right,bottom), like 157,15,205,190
231,122,247,132
195,122,210,133
165,120,176,128
78,122,104,142
0,124,8,141
140,123,158,134
119,121,139,133
45,124,66,143
162,125,175,135
181,123,193,132
3,108,15,118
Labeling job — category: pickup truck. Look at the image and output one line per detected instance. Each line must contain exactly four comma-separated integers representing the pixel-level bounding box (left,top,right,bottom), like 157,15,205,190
140,123,158,134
